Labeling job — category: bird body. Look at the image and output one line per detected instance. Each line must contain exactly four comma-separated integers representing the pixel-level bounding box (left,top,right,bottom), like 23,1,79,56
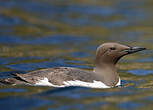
0,43,145,88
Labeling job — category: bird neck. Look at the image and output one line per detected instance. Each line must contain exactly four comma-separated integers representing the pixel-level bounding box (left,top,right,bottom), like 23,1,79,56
94,63,119,87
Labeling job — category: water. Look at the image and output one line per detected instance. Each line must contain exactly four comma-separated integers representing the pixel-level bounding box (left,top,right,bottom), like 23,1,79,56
0,0,153,110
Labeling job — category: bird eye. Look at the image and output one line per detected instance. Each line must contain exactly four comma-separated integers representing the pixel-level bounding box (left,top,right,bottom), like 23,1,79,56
110,47,116,50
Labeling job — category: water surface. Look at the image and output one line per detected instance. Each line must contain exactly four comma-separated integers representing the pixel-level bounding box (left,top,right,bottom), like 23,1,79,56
0,0,153,110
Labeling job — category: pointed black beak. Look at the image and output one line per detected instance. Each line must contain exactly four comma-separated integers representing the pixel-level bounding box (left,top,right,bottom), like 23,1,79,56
125,46,146,54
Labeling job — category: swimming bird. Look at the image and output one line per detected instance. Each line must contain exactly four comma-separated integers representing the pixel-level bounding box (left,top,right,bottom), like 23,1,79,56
0,43,145,88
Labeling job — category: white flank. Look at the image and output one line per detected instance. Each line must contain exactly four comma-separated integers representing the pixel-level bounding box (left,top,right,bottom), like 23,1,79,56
35,77,121,88
63,80,110,88
35,77,54,86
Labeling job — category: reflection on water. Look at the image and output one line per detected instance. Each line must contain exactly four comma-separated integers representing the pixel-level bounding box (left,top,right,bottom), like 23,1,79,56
0,0,153,110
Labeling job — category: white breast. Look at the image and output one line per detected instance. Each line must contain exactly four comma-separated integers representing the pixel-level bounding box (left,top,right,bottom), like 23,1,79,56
116,77,121,86
35,77,121,88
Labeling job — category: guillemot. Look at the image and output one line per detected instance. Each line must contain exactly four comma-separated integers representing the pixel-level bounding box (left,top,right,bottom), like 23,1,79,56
0,43,146,88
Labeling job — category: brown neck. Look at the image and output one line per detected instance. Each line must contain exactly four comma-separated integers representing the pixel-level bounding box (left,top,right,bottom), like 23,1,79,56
94,63,119,87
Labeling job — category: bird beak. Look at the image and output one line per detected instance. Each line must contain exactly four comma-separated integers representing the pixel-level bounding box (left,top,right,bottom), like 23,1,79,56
124,46,146,54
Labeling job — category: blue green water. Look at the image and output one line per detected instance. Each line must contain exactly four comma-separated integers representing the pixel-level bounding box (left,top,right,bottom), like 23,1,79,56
0,0,153,110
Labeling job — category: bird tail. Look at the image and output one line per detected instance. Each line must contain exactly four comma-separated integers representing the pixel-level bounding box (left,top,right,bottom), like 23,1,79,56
0,77,25,85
